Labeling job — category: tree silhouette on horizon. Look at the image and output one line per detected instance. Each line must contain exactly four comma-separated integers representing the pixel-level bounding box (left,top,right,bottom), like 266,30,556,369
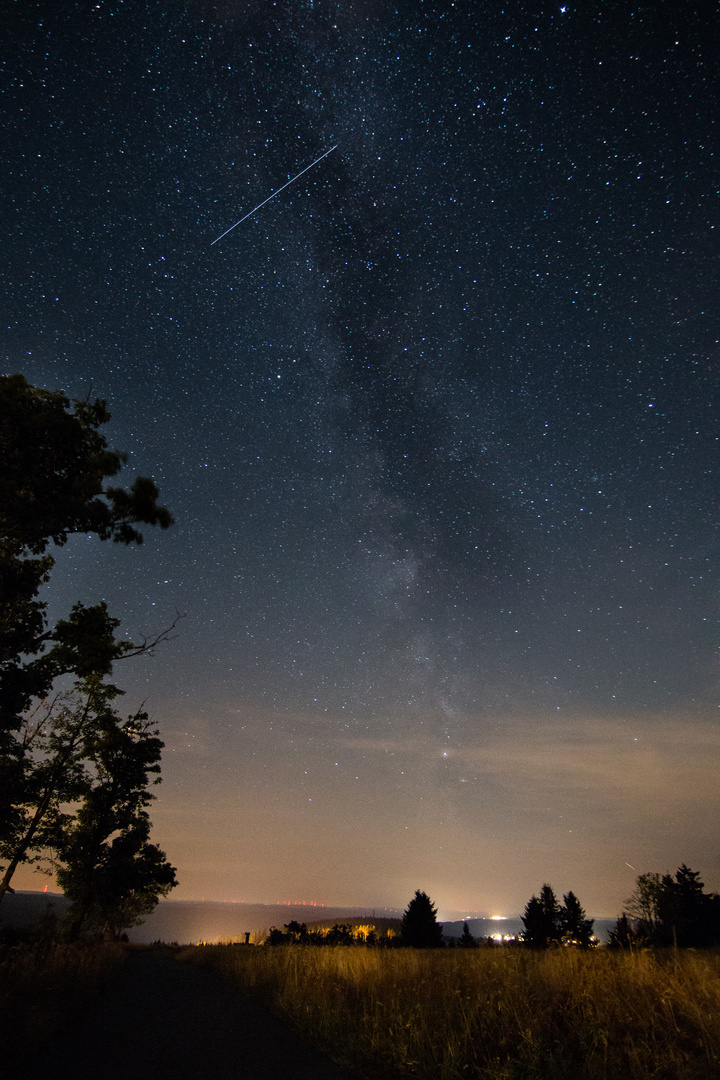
522,884,561,948
401,889,443,948
559,890,594,947
522,884,594,948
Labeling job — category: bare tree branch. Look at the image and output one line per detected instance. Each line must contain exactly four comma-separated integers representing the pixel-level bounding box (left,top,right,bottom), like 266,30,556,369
117,612,185,661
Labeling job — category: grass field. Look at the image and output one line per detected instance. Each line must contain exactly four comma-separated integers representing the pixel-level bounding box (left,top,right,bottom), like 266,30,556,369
183,943,720,1079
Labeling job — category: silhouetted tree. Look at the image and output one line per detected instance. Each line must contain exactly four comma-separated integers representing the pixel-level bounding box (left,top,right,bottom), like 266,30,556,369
281,921,310,943
656,865,720,947
265,926,287,945
325,923,355,946
57,706,176,939
559,891,594,947
607,913,646,949
0,374,172,719
460,921,476,948
624,872,664,943
401,890,444,947
0,676,142,907
522,884,561,948
623,866,720,947
0,374,173,905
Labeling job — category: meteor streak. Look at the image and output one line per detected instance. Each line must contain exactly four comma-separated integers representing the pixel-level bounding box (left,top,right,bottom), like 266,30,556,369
211,145,338,245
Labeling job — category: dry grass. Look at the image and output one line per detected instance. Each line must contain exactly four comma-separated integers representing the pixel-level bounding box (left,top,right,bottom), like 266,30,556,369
182,944,720,1079
0,940,126,1072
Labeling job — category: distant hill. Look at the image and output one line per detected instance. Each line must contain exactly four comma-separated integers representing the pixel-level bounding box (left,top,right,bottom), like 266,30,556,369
129,900,406,944
0,890,70,928
0,892,402,944
1,893,616,944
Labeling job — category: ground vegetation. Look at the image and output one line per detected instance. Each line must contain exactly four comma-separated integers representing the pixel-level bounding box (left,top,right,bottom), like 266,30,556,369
184,942,720,1079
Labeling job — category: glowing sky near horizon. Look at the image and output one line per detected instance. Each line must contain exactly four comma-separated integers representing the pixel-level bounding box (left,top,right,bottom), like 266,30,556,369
3,0,717,917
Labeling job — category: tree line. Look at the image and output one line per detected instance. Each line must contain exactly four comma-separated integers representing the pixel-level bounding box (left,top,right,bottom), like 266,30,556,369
610,865,720,948
0,374,177,940
266,890,590,950
521,885,595,948
266,921,389,947
523,868,720,950
265,874,720,951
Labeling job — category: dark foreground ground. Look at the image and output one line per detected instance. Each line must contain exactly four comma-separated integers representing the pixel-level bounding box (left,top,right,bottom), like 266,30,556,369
22,947,360,1080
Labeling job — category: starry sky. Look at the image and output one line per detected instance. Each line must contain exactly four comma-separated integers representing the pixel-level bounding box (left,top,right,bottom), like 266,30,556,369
3,0,717,918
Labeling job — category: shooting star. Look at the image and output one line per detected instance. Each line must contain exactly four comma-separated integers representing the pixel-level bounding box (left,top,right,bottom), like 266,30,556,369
211,145,338,245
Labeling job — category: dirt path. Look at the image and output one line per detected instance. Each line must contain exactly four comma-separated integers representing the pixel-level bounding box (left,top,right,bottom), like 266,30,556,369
24,948,361,1080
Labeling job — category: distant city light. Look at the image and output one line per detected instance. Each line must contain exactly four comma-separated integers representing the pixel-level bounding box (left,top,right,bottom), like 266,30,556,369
277,899,324,907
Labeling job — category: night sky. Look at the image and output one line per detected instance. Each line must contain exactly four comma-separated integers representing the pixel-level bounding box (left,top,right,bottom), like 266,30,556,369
3,0,717,918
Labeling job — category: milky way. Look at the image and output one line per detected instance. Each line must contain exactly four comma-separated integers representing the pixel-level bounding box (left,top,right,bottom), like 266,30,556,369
3,1,717,916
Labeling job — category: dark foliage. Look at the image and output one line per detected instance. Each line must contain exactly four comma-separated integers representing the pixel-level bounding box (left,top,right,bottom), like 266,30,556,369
607,913,648,949
657,866,719,947
460,921,476,948
401,890,444,948
0,373,172,724
0,374,174,908
620,865,720,948
522,885,594,948
265,921,389,947
558,891,594,947
57,705,177,940
657,865,720,947
522,884,561,948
